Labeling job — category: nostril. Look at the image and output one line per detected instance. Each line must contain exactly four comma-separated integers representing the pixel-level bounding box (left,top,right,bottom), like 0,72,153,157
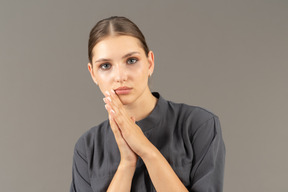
114,69,127,82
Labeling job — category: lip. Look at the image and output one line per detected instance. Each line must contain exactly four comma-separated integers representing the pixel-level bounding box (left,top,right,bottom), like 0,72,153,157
114,86,132,95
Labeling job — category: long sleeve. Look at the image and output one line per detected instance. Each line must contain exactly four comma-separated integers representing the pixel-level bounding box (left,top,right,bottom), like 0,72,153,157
70,138,94,192
189,116,225,192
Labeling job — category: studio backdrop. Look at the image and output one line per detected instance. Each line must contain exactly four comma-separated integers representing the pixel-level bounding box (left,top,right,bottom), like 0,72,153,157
0,0,287,191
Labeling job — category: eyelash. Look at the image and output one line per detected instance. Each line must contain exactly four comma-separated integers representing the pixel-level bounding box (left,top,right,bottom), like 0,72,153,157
99,57,139,71
99,63,111,70
127,57,138,64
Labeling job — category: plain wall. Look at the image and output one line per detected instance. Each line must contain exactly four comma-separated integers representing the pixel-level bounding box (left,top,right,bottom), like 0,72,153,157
0,0,287,191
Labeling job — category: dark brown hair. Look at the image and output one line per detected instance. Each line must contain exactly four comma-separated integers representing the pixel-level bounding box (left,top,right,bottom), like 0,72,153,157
88,16,150,64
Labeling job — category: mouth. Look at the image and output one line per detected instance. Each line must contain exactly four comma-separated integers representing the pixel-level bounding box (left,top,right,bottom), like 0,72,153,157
114,86,132,95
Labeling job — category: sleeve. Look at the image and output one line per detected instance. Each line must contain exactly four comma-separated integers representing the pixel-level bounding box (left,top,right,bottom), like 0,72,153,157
189,116,225,192
70,137,94,192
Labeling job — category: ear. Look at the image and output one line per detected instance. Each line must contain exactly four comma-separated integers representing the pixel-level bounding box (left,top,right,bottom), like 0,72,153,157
147,51,155,77
88,63,98,85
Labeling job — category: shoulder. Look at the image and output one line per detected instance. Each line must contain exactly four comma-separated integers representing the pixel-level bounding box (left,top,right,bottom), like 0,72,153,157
74,120,110,153
166,99,219,133
167,99,217,120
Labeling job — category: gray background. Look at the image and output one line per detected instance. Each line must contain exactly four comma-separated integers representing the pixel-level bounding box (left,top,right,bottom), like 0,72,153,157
0,0,287,191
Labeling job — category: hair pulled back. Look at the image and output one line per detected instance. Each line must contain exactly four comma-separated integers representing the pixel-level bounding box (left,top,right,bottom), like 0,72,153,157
88,16,150,63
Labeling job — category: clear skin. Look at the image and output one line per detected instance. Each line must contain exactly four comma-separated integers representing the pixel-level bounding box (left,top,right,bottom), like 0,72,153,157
88,35,188,192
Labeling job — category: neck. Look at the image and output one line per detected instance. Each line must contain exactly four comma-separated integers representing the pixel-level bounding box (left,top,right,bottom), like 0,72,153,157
124,89,157,121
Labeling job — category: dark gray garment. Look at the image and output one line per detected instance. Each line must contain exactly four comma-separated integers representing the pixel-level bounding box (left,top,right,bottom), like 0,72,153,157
70,92,225,192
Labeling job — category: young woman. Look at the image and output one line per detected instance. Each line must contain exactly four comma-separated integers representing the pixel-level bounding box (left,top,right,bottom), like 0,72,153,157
71,16,225,192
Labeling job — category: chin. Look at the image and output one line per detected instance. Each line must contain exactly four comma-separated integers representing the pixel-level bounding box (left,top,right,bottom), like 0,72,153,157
117,94,135,105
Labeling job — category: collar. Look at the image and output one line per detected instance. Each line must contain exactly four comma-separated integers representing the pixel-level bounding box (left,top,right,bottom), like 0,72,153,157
136,92,168,132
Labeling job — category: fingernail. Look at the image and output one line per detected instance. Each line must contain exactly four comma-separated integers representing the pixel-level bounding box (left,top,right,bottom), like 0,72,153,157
103,98,106,103
111,109,115,114
104,104,108,110
107,97,111,102
111,89,115,94
105,91,110,96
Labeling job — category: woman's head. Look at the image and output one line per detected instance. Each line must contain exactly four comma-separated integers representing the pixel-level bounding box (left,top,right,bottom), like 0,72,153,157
87,16,154,105
88,16,149,64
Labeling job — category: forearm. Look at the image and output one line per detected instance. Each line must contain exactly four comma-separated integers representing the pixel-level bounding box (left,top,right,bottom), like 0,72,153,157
107,163,135,192
142,145,188,192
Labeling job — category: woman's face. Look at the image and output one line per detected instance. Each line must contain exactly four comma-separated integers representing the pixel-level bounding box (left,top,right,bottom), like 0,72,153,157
88,35,154,105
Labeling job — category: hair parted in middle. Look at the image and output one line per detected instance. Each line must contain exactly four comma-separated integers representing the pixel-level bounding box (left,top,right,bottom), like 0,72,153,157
88,16,150,64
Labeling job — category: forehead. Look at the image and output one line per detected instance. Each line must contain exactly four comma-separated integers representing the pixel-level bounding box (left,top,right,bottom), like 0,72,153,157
92,35,144,60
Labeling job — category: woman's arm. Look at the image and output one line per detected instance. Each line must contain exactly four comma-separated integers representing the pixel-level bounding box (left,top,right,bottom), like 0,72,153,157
70,138,94,192
104,90,188,192
107,163,136,192
189,116,225,191
105,112,138,192
140,141,189,192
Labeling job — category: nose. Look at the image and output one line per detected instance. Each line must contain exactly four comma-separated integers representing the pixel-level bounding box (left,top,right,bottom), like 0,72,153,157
114,64,127,82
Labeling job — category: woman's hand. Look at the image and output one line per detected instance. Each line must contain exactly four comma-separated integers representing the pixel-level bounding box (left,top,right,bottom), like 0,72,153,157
105,106,138,192
104,90,188,192
104,104,138,168
103,90,152,159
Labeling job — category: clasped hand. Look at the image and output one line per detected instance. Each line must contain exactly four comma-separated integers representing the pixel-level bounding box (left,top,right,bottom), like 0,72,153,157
103,90,151,168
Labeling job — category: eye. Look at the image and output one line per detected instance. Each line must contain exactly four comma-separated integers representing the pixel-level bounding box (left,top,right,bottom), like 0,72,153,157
127,58,138,64
100,63,111,70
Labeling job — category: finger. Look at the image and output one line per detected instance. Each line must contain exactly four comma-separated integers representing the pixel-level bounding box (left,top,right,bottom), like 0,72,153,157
109,104,132,131
105,103,127,145
103,93,121,116
109,89,124,108
104,96,127,124
104,90,111,97
104,90,117,105
104,91,134,133
108,113,124,144
105,104,116,118
104,89,130,118
130,116,136,123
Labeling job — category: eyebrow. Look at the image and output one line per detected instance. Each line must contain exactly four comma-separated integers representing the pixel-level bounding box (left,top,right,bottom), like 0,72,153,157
94,51,140,63
122,51,140,59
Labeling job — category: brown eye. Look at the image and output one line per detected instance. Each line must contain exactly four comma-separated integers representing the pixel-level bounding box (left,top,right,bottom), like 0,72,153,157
100,63,111,70
127,58,138,64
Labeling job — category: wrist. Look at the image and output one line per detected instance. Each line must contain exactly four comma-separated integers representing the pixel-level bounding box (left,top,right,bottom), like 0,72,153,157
140,144,158,163
118,161,137,172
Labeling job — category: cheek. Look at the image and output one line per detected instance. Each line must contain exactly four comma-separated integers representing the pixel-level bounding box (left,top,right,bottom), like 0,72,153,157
131,63,148,77
96,69,114,81
132,70,149,86
98,81,111,96
137,65,149,79
95,72,113,92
